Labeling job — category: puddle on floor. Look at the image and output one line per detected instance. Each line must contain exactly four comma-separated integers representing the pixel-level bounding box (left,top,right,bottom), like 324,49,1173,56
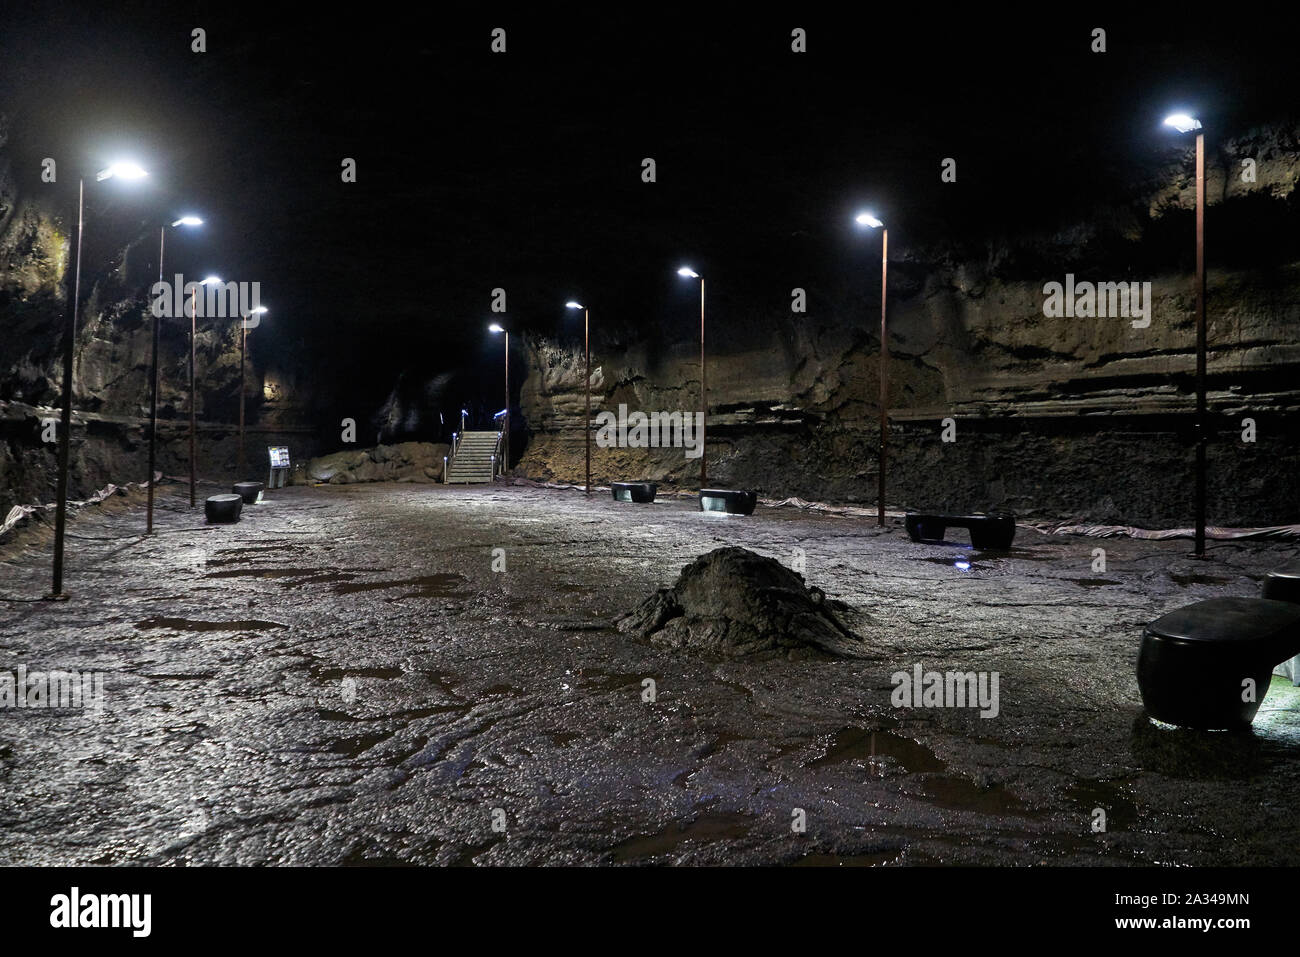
313,666,404,680
971,549,1055,563
807,725,1039,817
140,671,216,681
917,548,1055,570
608,811,755,862
1064,777,1140,829
328,728,397,756
334,574,469,599
793,847,905,867
578,671,645,692
315,704,467,723
282,572,358,586
921,557,979,569
807,727,945,772
212,543,310,557
134,616,287,632
204,566,341,582
909,775,1038,817
1169,573,1235,587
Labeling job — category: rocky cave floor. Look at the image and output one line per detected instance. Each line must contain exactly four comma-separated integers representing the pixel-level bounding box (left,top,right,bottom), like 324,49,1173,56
2,480,1300,866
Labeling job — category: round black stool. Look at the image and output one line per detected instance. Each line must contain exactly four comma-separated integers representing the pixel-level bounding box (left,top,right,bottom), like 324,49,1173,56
205,493,243,524
611,482,658,503
1138,597,1300,729
1262,560,1300,604
233,481,264,504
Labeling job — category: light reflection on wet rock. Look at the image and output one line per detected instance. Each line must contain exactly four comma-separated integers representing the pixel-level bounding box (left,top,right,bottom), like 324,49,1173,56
0,481,1298,866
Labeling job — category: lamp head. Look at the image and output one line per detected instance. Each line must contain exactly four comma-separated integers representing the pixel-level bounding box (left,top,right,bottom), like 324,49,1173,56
172,216,203,227
489,323,505,334
96,161,148,182
677,266,700,279
855,212,884,229
565,301,584,310
1163,113,1202,134
199,275,222,285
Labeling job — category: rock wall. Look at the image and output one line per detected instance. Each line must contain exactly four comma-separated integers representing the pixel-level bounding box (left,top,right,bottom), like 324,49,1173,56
305,442,450,484
515,124,1300,527
0,115,323,515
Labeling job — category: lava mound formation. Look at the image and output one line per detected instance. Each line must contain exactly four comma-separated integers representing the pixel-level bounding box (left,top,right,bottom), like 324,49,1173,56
617,546,870,659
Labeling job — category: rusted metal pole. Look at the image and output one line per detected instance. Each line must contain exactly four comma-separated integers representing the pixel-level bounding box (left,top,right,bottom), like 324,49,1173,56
584,307,591,496
147,226,163,533
878,228,888,527
239,323,246,474
189,286,197,507
699,278,706,489
50,178,84,598
503,331,510,475
1194,132,1206,556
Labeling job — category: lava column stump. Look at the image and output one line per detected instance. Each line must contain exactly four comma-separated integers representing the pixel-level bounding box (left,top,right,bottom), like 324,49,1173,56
233,481,264,504
905,512,1016,550
1137,597,1300,729
699,489,757,515
612,482,658,503
205,493,244,524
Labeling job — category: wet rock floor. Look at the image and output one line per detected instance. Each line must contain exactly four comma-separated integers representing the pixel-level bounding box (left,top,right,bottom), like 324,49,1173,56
2,481,1299,865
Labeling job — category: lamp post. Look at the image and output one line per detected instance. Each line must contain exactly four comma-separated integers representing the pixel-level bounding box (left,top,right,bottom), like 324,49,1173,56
566,301,591,495
238,306,269,475
147,216,202,534
48,161,148,599
677,267,706,488
489,323,509,477
189,275,223,506
855,212,888,526
1163,112,1207,556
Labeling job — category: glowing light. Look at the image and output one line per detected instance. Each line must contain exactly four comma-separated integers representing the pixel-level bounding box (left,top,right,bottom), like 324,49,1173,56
96,162,148,182
1163,113,1202,134
488,323,505,334
677,267,700,279
172,216,203,227
199,275,222,285
855,212,884,228
565,301,584,309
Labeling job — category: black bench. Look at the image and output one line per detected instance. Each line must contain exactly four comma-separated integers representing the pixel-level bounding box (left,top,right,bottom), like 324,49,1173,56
233,481,264,504
1262,560,1300,604
205,493,243,524
611,481,658,503
699,489,757,515
905,512,1016,550
1138,597,1300,729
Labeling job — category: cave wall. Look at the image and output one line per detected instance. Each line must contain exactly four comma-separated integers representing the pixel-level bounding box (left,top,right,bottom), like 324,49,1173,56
0,118,323,515
515,124,1300,527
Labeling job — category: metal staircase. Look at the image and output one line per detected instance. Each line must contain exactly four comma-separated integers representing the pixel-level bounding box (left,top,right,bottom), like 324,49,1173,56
445,431,501,484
